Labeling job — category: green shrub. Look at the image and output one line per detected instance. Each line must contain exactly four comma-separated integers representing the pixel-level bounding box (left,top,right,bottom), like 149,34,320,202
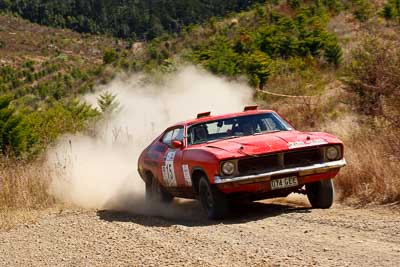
97,91,119,113
383,3,395,19
242,51,272,89
103,48,119,64
343,36,400,127
0,94,99,158
324,37,342,66
382,0,400,20
288,0,301,9
186,1,342,87
352,0,373,22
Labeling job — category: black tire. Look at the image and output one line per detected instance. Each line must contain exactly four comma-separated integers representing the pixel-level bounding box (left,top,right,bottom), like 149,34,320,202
306,179,334,209
198,176,229,219
145,178,174,204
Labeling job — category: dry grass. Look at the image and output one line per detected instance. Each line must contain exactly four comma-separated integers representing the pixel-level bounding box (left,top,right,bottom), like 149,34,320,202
335,128,400,205
282,101,400,205
0,158,56,229
331,24,400,205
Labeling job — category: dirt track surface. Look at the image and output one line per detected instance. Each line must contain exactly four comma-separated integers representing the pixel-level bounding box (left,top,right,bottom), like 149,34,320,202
0,196,399,267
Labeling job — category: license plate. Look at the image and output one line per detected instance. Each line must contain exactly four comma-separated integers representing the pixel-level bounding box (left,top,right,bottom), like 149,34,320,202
270,176,298,190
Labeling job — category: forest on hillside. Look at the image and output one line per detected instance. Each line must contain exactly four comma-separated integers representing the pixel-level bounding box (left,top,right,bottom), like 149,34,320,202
0,0,265,39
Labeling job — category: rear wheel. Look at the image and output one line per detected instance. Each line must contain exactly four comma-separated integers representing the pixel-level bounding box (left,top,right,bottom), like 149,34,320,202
198,176,228,219
145,178,173,204
306,179,334,209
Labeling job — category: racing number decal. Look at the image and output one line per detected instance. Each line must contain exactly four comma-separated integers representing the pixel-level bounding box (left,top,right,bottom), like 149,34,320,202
162,151,177,186
182,164,192,186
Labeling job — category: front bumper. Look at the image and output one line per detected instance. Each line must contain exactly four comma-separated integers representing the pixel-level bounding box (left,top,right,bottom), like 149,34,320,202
214,158,346,185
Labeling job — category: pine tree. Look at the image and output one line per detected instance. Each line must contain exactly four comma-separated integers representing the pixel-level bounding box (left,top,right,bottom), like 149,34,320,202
97,91,119,113
324,39,343,67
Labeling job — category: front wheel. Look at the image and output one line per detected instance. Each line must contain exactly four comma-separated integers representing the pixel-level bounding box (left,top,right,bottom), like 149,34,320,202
305,179,334,209
145,178,174,204
198,176,229,219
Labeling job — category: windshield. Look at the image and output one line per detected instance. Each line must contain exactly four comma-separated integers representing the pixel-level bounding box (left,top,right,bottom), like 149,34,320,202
187,113,293,145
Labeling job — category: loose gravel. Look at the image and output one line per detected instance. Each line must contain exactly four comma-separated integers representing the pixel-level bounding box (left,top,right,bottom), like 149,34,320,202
0,196,399,266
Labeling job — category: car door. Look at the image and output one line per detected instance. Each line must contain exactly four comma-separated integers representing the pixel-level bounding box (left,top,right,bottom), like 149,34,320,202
158,127,185,189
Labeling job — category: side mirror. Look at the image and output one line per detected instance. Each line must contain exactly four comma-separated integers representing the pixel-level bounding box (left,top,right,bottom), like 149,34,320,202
171,140,183,149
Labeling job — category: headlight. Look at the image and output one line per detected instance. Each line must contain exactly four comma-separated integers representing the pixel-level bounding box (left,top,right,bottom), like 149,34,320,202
221,161,235,175
326,146,340,160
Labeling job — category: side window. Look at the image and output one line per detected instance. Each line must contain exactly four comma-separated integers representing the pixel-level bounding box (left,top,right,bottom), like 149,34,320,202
172,127,184,142
162,130,174,146
162,127,184,147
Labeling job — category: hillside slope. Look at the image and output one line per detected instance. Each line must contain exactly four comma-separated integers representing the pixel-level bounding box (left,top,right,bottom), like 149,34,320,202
0,14,130,157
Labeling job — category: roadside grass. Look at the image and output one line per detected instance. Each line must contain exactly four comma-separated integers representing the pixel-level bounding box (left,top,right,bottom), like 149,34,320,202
335,128,400,205
0,158,56,229
333,27,400,205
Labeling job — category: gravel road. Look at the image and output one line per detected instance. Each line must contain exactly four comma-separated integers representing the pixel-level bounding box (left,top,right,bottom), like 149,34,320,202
0,196,399,267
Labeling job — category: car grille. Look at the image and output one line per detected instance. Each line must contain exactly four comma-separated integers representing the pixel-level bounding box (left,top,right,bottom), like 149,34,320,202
238,154,280,175
284,149,322,167
237,148,323,175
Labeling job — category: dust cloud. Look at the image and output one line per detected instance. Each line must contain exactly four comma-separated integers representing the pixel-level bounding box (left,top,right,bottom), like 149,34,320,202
47,66,253,213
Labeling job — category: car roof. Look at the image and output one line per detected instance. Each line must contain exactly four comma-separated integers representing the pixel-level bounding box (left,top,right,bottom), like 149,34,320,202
171,109,276,128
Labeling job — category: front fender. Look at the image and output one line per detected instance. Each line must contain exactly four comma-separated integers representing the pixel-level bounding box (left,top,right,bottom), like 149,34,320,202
183,149,220,184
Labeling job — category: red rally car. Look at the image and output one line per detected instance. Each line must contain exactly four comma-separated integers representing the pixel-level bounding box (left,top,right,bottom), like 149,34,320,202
138,106,346,219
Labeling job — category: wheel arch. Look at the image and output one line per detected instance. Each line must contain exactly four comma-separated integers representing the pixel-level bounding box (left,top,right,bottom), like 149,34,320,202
191,167,208,195
143,169,155,185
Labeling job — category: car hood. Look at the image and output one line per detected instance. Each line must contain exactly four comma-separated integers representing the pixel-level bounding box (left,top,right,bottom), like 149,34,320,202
198,130,340,159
